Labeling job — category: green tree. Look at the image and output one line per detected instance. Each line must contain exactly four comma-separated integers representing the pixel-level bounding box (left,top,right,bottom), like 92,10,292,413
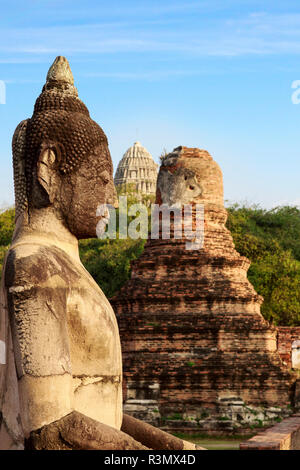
79,237,145,298
0,208,15,275
226,204,300,261
0,208,15,245
226,203,300,325
249,250,300,326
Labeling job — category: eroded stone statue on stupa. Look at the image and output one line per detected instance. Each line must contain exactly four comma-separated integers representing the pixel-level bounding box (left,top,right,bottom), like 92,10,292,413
0,57,199,450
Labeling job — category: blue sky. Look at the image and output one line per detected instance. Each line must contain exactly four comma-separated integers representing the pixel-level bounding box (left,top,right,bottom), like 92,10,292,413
0,0,300,208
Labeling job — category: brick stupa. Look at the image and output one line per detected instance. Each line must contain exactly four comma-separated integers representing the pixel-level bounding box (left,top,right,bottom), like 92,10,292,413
111,147,297,432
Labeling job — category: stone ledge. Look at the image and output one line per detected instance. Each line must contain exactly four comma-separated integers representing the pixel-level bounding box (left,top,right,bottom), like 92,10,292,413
121,413,206,450
240,414,300,450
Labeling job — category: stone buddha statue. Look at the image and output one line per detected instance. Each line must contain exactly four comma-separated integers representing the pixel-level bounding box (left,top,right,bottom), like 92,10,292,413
0,56,135,450
0,57,200,451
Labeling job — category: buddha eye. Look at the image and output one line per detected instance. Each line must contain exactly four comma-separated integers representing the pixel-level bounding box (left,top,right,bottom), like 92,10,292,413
189,185,195,190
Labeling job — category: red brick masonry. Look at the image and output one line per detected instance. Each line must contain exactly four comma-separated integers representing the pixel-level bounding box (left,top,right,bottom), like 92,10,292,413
240,414,300,450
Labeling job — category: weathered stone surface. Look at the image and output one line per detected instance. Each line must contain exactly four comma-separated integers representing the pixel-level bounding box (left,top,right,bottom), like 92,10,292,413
114,141,158,195
0,60,201,451
111,146,297,431
26,411,148,450
0,56,122,449
240,413,300,450
121,413,204,450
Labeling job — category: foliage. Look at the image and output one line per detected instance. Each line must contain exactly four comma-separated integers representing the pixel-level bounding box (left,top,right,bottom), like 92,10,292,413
79,237,145,298
0,208,15,273
226,204,300,262
226,204,300,325
0,208,15,246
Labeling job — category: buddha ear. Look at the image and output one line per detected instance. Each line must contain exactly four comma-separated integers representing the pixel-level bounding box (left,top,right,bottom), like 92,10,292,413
37,144,59,204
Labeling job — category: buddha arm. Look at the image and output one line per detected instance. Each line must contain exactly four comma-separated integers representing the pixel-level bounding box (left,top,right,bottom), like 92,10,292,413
25,411,148,450
4,249,73,437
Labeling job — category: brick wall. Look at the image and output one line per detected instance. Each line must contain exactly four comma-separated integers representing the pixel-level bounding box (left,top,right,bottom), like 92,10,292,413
111,147,299,432
240,414,300,450
276,327,300,369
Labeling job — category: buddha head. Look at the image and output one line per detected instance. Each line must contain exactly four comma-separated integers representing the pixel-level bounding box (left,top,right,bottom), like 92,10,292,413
157,146,223,208
12,56,117,239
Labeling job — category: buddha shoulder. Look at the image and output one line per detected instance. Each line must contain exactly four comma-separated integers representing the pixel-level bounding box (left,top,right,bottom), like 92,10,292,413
4,243,81,291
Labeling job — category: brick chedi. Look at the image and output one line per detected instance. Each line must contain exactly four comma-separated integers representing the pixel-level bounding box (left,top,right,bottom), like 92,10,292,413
114,141,158,196
111,146,298,432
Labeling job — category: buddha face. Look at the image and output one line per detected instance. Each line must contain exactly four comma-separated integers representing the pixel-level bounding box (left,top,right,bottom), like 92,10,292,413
157,167,202,207
35,138,117,239
58,142,118,239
